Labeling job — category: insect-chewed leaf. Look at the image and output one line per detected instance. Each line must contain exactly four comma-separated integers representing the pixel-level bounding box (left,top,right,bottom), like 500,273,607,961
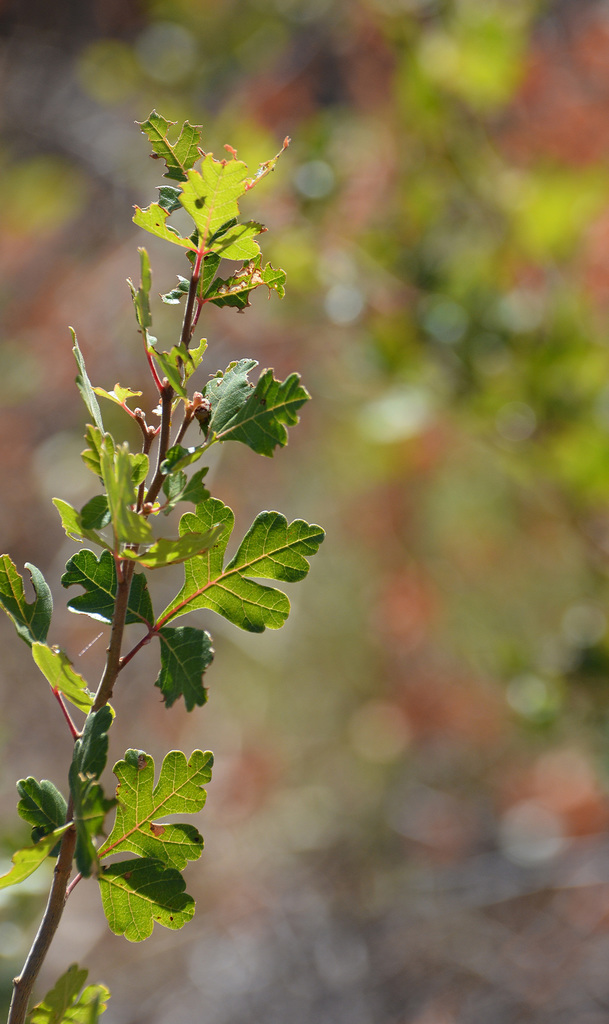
31,643,94,713
156,626,213,710
158,498,324,632
0,827,70,890
138,111,202,182
204,257,286,310
204,359,309,456
0,556,52,647
29,963,110,1024
61,549,154,626
98,857,195,942
98,748,213,869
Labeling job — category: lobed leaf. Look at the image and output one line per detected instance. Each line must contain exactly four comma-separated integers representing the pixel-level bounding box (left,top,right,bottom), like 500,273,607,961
204,360,310,456
179,156,254,252
93,384,143,411
156,626,213,710
98,748,213,869
122,528,223,570
81,425,112,479
31,643,94,713
0,556,52,647
158,498,324,632
61,549,154,626
98,857,195,942
138,111,202,182
29,963,110,1024
162,467,210,515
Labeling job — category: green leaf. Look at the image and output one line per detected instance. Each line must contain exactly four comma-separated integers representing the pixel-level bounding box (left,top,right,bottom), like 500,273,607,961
69,709,116,877
179,156,254,251
137,111,202,182
29,963,110,1024
162,467,210,515
157,185,182,213
17,778,67,846
79,496,111,531
198,252,221,297
161,276,189,304
53,499,111,551
204,360,310,456
31,643,94,713
98,857,195,942
161,443,206,475
100,440,153,546
0,827,70,890
156,626,213,710
133,203,195,250
81,426,111,479
130,453,149,487
73,707,113,780
159,498,324,632
72,330,104,433
0,556,52,647
153,338,207,397
61,549,154,626
122,528,223,570
98,748,212,869
127,248,155,345
205,257,286,309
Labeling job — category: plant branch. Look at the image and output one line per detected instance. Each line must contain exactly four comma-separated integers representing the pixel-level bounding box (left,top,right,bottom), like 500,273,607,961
144,382,174,507
179,249,204,351
8,806,76,1024
92,560,136,712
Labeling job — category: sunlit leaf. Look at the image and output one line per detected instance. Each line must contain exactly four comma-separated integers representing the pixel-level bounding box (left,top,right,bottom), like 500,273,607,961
72,330,104,433
159,498,324,632
137,111,202,182
98,857,195,942
29,963,110,1024
99,748,212,869
31,643,94,713
0,827,70,890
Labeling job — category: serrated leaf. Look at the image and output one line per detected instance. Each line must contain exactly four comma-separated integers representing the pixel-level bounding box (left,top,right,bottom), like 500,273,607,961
17,778,67,847
61,549,154,626
100,440,153,546
156,626,213,710
138,111,202,182
0,827,70,890
31,643,94,713
98,748,212,870
72,330,104,433
122,527,222,570
98,857,195,942
29,963,110,1024
159,498,324,632
0,556,52,647
179,157,255,252
205,257,286,310
53,499,111,551
133,204,195,250
204,360,309,456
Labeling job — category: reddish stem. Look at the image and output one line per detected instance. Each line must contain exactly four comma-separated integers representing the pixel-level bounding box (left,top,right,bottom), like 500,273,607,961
52,689,80,741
